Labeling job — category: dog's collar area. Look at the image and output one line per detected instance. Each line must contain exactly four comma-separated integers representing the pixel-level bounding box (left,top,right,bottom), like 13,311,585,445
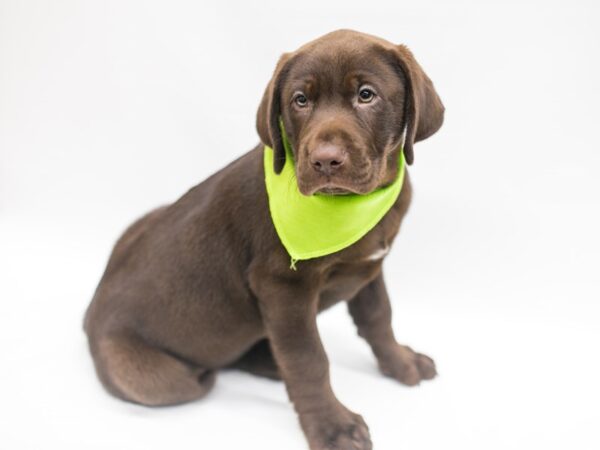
263,124,405,269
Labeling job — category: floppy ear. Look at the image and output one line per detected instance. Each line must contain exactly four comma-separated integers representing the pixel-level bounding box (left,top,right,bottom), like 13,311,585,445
393,45,445,165
256,53,293,174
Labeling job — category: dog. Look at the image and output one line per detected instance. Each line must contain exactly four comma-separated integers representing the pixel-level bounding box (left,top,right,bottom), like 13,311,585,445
84,29,444,450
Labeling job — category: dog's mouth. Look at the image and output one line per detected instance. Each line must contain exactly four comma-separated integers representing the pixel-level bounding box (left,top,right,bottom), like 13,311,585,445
316,186,352,196
295,153,380,196
298,178,376,196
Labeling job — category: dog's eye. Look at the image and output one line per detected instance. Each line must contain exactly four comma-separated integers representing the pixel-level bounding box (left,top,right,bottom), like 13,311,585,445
358,87,375,103
293,93,309,108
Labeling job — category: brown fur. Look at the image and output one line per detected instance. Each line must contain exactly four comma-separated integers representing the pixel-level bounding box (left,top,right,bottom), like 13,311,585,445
85,29,444,450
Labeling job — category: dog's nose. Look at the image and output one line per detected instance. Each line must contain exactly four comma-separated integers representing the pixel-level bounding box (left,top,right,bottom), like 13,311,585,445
310,145,346,175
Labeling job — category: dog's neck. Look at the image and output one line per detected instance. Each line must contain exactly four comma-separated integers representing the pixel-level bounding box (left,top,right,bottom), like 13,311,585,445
263,141,406,269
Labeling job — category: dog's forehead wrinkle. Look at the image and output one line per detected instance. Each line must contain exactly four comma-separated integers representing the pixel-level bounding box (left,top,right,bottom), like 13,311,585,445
288,57,398,100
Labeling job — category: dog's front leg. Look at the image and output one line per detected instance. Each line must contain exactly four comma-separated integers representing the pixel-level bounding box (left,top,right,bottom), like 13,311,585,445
251,271,372,450
347,272,437,386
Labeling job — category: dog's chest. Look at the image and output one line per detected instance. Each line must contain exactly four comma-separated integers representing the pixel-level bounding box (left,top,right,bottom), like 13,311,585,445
317,241,393,311
364,245,390,261
316,193,406,310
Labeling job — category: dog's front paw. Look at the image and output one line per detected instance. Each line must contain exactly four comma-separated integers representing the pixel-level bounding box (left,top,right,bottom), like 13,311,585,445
300,404,372,450
378,344,437,386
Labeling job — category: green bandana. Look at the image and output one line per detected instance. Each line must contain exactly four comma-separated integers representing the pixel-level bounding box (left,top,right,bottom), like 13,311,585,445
264,130,405,269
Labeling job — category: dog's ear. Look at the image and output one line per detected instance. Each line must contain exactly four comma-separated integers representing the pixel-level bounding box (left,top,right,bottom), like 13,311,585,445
392,45,445,165
256,53,293,174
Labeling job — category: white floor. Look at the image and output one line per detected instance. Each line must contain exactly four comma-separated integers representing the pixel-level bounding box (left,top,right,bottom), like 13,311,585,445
1,215,598,450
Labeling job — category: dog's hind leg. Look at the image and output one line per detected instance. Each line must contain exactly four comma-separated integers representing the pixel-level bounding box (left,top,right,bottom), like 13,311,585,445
91,333,216,406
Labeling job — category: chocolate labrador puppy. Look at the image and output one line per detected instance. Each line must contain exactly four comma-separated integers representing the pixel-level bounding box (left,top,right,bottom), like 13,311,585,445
84,29,444,449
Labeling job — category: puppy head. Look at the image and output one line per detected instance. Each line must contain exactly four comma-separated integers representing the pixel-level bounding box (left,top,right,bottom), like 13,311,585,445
257,30,444,196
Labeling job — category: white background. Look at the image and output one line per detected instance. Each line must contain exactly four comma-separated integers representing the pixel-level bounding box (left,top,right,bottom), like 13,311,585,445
1,1,599,449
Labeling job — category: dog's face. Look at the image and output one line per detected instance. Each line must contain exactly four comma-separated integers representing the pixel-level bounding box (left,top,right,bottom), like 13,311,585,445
280,39,409,196
257,30,445,196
